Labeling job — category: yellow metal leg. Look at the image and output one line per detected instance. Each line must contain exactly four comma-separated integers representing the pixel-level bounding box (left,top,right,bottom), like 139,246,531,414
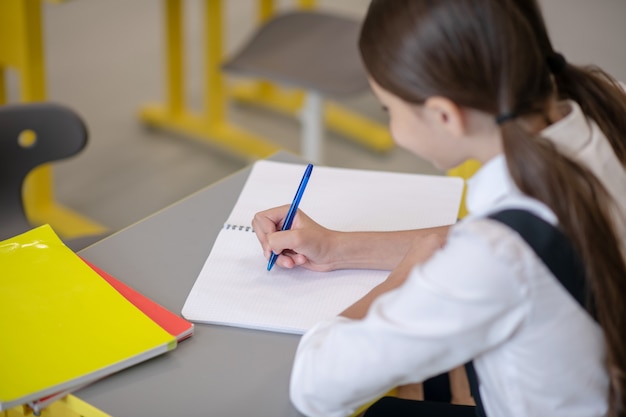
230,81,305,115
47,395,111,417
165,0,184,116
297,0,316,9
349,388,398,417
325,102,393,152
447,160,481,219
140,104,280,158
3,395,110,417
258,0,274,22
0,0,106,238
204,0,226,125
229,83,394,152
139,0,280,160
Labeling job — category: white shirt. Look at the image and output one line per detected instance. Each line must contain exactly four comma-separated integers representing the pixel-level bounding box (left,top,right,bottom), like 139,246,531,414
289,101,620,417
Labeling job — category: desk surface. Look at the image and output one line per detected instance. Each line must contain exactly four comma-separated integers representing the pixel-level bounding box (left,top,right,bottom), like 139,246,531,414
77,152,305,417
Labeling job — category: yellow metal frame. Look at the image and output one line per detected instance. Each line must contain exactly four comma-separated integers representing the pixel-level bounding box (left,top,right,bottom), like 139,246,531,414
140,0,393,159
447,160,481,218
1,395,110,417
231,82,394,152
139,0,280,160
0,0,107,238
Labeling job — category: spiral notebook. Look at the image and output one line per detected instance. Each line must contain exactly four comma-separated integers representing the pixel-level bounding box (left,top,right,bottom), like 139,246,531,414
182,160,464,334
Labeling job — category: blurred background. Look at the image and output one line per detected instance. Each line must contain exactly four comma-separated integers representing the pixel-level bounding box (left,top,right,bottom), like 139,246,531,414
4,0,626,235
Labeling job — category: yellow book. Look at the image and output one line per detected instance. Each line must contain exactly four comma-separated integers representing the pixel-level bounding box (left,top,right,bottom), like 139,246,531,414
0,225,177,411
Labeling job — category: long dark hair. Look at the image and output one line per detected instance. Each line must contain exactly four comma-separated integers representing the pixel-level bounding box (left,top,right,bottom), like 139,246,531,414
359,1,626,416
511,0,626,167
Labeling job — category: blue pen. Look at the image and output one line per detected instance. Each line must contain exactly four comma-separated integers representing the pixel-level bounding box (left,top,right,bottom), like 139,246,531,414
267,163,314,271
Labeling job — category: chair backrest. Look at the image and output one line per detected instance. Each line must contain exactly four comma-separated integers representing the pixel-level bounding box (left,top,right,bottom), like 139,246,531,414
0,102,88,240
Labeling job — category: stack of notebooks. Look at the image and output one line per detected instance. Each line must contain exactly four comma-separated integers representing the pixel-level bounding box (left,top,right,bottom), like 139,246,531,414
0,225,194,414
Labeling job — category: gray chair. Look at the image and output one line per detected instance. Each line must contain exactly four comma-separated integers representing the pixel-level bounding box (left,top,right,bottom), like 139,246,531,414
0,102,108,251
222,10,369,163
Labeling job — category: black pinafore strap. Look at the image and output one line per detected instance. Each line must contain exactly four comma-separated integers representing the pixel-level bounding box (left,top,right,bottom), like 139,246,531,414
466,209,594,417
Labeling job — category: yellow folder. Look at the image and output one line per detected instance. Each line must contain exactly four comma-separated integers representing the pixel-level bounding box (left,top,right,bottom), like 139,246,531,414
0,225,177,411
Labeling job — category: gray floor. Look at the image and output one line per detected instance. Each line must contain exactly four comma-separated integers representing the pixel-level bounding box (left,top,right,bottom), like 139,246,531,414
9,0,626,234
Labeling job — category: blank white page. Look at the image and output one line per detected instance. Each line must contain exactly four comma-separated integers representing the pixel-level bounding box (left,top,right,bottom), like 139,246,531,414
182,161,463,334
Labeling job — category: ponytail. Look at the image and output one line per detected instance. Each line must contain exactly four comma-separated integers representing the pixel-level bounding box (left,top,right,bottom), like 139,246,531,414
500,120,626,417
508,0,626,167
554,63,626,166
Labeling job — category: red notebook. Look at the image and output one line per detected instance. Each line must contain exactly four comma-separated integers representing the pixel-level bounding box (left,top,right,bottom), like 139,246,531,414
82,259,194,342
29,260,193,413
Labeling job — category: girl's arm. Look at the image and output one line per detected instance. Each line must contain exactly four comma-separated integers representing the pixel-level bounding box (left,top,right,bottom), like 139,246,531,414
341,233,445,318
253,205,451,271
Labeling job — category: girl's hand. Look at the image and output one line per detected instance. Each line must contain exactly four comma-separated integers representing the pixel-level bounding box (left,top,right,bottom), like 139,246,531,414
252,205,339,272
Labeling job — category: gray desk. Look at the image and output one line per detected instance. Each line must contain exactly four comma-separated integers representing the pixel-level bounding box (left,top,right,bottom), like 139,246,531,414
77,152,305,417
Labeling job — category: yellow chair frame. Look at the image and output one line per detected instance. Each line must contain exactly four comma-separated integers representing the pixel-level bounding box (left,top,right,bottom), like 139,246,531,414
139,0,394,161
0,0,106,238
447,160,481,218
1,394,110,417
138,0,280,160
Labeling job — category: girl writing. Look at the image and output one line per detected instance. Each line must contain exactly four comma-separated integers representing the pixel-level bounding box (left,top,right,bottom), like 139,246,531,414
253,0,626,415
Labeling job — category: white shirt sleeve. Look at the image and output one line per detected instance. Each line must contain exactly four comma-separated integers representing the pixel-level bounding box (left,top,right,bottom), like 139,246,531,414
290,220,531,417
